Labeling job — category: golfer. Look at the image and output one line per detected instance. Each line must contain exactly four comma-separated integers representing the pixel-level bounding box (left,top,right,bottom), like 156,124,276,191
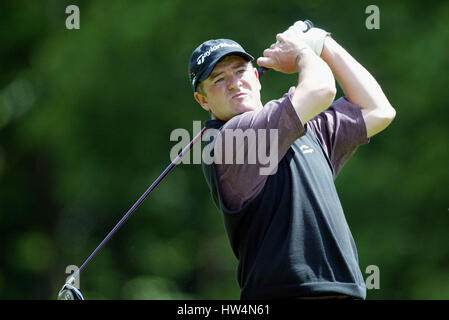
189,20,395,299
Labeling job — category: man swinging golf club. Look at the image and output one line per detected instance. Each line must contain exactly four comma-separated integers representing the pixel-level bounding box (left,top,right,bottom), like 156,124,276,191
190,20,395,299
58,18,395,301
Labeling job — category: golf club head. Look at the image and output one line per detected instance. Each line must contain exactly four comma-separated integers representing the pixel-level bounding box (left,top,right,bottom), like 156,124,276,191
58,283,85,300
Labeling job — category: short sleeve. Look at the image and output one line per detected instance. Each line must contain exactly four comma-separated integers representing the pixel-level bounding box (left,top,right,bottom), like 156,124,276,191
306,97,369,178
214,87,305,211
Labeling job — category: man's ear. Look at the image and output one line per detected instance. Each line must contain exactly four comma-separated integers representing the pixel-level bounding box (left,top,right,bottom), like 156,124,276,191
254,66,259,79
194,91,210,111
253,66,262,91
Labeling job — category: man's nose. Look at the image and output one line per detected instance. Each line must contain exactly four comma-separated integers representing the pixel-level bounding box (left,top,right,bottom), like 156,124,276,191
227,74,241,91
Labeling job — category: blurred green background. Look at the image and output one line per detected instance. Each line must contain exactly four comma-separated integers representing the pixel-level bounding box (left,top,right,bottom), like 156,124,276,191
0,0,448,300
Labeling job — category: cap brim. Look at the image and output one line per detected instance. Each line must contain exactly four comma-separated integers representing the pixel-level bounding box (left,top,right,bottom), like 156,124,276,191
198,51,254,84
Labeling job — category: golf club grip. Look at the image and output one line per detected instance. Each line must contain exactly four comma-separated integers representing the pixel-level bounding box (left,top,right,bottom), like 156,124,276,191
258,19,314,78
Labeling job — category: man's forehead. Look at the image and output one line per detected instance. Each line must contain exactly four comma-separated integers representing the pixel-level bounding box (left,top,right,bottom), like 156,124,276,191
217,55,250,67
210,56,250,76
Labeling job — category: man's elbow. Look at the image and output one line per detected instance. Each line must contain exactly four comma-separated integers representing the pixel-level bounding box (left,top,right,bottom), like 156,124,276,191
376,106,396,136
372,101,396,125
381,104,396,126
365,104,396,137
327,84,337,104
314,83,337,109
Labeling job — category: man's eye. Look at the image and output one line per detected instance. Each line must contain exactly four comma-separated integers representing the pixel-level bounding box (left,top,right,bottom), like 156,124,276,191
214,78,224,84
237,69,246,74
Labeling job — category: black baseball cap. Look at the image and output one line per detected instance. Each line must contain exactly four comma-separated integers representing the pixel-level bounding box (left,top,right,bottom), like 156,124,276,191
188,39,254,93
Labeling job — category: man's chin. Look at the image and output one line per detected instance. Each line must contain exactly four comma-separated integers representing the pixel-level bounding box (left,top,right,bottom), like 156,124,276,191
233,102,258,114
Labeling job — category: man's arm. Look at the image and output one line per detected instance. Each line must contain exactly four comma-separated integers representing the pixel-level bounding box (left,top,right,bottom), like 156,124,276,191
320,36,396,138
257,27,337,124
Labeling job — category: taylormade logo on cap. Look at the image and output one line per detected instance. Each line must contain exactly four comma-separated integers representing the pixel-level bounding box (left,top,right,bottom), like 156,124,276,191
196,43,241,65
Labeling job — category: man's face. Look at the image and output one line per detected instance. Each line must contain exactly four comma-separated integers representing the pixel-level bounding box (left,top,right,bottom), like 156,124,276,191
194,55,262,121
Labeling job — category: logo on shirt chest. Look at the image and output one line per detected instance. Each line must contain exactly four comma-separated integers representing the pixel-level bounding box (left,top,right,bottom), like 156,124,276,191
300,144,314,154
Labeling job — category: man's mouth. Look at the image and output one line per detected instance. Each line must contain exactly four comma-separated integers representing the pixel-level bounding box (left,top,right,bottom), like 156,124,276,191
232,92,247,99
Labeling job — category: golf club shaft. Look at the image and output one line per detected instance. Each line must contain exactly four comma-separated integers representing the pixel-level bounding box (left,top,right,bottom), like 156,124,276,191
67,126,207,284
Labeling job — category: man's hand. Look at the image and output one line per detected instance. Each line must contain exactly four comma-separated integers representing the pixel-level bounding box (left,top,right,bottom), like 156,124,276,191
257,23,336,124
291,20,329,57
257,26,312,74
